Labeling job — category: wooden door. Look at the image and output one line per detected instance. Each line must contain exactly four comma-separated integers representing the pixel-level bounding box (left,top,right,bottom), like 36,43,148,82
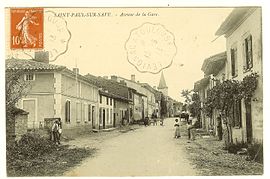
245,99,252,143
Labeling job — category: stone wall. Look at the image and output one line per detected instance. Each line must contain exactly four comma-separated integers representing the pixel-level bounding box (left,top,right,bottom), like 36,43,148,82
14,113,28,141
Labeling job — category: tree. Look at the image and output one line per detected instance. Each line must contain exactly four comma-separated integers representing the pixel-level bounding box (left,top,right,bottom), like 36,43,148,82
160,93,167,118
6,69,31,117
180,89,192,104
202,73,259,147
189,92,201,118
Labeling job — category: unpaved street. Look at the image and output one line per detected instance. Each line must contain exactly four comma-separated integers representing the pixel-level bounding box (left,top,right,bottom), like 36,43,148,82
65,118,198,176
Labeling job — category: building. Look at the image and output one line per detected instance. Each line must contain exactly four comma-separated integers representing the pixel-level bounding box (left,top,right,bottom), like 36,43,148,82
85,74,133,128
157,71,168,96
116,75,151,120
98,90,115,129
140,83,157,118
194,52,226,133
215,7,262,143
173,101,183,117
153,89,163,118
6,55,99,136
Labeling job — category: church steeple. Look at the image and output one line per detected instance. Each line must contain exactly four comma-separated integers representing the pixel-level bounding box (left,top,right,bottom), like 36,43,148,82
158,71,168,96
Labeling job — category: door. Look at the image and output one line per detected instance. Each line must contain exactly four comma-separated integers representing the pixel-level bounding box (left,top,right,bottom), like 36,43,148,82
22,99,36,128
92,106,95,128
245,99,252,143
103,109,106,129
113,113,116,127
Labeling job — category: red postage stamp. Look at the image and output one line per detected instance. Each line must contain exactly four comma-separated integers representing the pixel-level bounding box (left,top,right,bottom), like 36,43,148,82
10,8,44,49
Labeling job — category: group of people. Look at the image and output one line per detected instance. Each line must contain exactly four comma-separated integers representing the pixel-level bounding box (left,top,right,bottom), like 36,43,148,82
174,117,197,140
51,118,62,144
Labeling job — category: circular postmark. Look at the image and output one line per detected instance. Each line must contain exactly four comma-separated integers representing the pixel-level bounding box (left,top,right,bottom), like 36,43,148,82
125,22,177,74
43,10,71,62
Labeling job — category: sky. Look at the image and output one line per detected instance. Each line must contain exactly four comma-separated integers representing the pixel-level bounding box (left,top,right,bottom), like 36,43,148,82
6,7,233,102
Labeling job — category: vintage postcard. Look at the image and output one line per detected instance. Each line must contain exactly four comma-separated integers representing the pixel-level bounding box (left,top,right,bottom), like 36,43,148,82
5,7,263,177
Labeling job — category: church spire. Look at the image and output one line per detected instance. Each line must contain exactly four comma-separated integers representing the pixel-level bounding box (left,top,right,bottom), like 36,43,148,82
158,71,168,96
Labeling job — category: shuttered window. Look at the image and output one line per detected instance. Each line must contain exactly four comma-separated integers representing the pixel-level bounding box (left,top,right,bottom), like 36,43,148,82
243,35,253,71
232,100,242,128
231,47,238,77
65,100,71,123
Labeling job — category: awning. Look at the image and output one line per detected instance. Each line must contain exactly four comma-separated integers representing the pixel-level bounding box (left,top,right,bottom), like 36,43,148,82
201,52,226,76
194,76,210,92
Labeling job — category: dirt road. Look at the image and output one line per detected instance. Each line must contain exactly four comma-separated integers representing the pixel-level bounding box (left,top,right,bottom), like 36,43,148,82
64,118,198,176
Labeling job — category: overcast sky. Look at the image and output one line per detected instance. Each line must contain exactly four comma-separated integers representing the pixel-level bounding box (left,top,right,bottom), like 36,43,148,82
7,7,233,102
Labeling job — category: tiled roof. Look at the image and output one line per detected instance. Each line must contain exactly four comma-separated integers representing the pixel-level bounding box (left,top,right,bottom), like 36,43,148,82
85,74,131,101
215,8,257,36
140,83,156,93
6,58,98,88
6,58,65,71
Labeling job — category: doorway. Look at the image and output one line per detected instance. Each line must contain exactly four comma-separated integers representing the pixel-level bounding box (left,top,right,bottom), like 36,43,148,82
113,113,116,127
22,99,37,128
245,99,252,143
103,109,106,129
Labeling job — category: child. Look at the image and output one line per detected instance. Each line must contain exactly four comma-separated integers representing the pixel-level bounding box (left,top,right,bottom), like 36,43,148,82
187,121,192,140
174,118,181,138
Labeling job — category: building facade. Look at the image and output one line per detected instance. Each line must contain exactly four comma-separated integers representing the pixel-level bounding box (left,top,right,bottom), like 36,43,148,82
194,52,226,134
6,58,99,136
216,7,263,143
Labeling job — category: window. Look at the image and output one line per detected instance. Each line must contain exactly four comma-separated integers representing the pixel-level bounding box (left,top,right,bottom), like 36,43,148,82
100,95,102,104
106,108,109,124
231,47,238,77
76,102,81,122
65,100,71,123
24,73,35,81
110,109,112,124
110,98,112,106
129,91,133,99
243,35,253,71
99,108,102,124
106,97,109,105
232,100,242,128
88,104,91,121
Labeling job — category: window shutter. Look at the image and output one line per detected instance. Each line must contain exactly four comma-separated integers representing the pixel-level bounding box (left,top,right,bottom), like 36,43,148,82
231,48,235,77
249,35,253,69
242,42,247,71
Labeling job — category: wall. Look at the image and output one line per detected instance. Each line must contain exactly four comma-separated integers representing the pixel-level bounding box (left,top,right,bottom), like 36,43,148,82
114,100,129,126
133,93,143,120
26,73,55,93
98,94,114,129
15,114,28,141
226,8,262,142
59,73,99,130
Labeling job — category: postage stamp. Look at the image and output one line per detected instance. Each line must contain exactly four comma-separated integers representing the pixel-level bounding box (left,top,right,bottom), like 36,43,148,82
125,22,177,74
10,8,44,49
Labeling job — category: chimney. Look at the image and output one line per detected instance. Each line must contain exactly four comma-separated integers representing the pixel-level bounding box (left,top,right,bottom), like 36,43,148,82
103,76,108,79
73,68,79,74
34,51,49,63
111,75,117,81
153,86,156,89
131,74,135,82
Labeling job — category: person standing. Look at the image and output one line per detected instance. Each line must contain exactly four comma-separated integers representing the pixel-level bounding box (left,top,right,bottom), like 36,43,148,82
174,118,181,138
186,121,192,140
52,120,60,144
58,118,62,142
